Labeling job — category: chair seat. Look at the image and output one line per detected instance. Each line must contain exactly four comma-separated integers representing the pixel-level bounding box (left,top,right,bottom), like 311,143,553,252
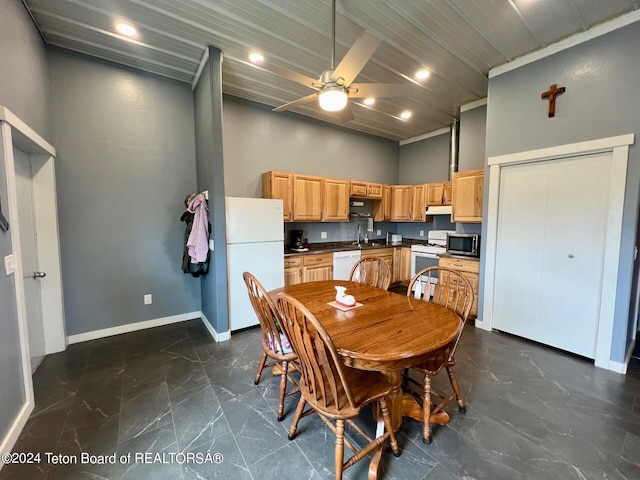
266,332,294,355
410,348,453,375
303,367,393,419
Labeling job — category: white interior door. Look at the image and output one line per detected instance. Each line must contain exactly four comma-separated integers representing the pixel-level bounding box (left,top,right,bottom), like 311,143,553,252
536,154,609,357
14,147,45,372
493,152,610,358
493,162,547,341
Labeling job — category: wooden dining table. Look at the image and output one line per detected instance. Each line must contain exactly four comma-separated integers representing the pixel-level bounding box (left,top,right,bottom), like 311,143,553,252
269,280,461,478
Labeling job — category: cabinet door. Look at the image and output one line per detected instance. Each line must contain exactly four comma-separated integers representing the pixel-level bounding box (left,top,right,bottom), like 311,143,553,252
367,183,383,199
262,171,292,221
292,174,323,221
411,184,427,221
284,267,302,286
401,247,412,282
373,185,392,222
443,181,452,206
426,183,444,206
392,248,402,283
303,264,333,282
452,169,484,222
391,186,412,221
350,181,368,198
322,178,349,222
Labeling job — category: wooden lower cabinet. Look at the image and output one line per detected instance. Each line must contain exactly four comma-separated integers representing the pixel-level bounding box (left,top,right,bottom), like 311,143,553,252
284,256,303,286
438,256,480,319
400,247,412,283
302,253,333,282
361,248,393,284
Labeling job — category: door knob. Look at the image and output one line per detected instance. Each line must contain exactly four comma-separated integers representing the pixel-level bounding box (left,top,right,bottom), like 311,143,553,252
32,271,46,279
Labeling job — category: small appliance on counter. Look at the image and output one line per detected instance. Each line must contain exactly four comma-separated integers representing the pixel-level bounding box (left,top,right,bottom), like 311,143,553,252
289,229,308,252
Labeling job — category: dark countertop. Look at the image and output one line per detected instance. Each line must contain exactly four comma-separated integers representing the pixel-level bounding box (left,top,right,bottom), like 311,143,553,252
439,253,480,262
284,239,425,257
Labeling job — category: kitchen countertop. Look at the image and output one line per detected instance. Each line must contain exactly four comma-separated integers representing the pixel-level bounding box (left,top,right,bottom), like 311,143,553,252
284,239,425,257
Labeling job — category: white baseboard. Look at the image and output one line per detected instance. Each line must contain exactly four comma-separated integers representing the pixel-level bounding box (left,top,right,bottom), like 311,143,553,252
200,313,231,342
605,341,634,374
0,400,34,468
67,311,202,344
474,317,490,331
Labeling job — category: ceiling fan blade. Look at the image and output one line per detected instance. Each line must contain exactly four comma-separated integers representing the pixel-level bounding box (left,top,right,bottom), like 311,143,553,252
348,83,421,98
253,61,319,90
333,104,354,122
331,31,382,86
272,93,318,112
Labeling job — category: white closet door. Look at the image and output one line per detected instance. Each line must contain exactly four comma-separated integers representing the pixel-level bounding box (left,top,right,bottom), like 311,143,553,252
493,162,547,340
493,152,610,358
537,153,609,358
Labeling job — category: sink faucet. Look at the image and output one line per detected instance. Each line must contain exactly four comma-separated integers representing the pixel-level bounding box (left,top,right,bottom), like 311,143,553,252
354,225,361,247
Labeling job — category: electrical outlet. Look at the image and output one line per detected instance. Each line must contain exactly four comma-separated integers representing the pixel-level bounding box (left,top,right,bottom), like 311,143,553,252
321,231,327,239
420,230,425,237
144,294,152,305
376,230,381,236
209,239,214,251
4,254,15,276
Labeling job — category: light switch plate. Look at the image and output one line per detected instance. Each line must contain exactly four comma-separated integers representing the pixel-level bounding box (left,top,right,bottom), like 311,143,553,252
420,230,425,237
376,230,381,236
4,254,15,276
320,232,327,239
144,294,152,305
209,239,215,251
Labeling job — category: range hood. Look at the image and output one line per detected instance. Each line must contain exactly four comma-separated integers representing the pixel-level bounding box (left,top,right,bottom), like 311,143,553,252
426,205,452,215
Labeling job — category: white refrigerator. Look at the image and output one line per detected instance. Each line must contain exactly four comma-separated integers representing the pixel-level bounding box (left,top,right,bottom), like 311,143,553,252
226,197,284,331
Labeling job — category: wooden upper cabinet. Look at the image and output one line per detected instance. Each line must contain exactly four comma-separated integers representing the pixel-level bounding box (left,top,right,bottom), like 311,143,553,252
262,171,292,221
411,184,427,221
426,181,453,206
373,185,392,222
350,181,383,199
391,186,412,221
292,174,323,221
452,169,484,223
322,178,350,222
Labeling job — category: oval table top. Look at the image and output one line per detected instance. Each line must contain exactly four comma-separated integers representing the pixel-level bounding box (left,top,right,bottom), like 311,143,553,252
269,280,461,372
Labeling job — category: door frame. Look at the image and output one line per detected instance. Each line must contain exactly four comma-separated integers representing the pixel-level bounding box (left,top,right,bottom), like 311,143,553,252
481,134,634,371
0,107,66,455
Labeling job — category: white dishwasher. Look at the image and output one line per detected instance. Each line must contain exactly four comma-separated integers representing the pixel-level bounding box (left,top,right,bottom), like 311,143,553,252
333,250,362,280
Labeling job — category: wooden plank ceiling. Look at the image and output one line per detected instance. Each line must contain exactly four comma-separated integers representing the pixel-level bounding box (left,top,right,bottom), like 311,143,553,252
24,0,639,141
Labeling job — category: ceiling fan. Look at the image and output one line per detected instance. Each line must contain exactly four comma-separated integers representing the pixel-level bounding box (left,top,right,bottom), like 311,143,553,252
270,0,419,122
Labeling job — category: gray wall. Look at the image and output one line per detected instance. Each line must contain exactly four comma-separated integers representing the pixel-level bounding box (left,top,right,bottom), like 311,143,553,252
222,95,399,246
459,105,487,171
222,96,399,197
398,133,450,184
0,0,49,446
485,22,640,362
194,47,229,334
48,49,200,336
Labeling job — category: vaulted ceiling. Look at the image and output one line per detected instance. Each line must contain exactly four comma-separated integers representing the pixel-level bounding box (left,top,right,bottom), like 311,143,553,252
23,0,639,141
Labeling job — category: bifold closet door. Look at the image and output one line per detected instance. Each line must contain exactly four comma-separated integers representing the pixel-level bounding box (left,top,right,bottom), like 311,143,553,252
493,153,610,358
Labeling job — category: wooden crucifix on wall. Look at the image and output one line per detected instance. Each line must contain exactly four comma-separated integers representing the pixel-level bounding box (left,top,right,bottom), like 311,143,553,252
541,84,566,118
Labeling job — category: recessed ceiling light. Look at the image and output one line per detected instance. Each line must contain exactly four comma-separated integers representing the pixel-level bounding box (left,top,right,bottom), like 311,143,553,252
363,98,375,106
115,22,137,37
400,111,412,120
415,69,430,80
249,52,264,63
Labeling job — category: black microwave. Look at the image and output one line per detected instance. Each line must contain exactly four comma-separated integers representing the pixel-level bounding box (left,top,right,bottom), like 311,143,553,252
446,233,480,258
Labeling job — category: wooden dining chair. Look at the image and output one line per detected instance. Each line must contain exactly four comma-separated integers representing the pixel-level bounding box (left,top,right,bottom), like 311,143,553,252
404,266,474,444
275,292,400,480
243,272,299,422
349,257,392,290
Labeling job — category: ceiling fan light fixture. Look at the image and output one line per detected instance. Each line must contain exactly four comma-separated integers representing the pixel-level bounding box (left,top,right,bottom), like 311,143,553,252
319,86,348,112
249,52,264,63
400,110,412,120
415,69,430,80
115,22,137,37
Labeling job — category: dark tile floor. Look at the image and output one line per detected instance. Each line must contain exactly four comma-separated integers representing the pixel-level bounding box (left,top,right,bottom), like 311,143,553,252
3,319,640,479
